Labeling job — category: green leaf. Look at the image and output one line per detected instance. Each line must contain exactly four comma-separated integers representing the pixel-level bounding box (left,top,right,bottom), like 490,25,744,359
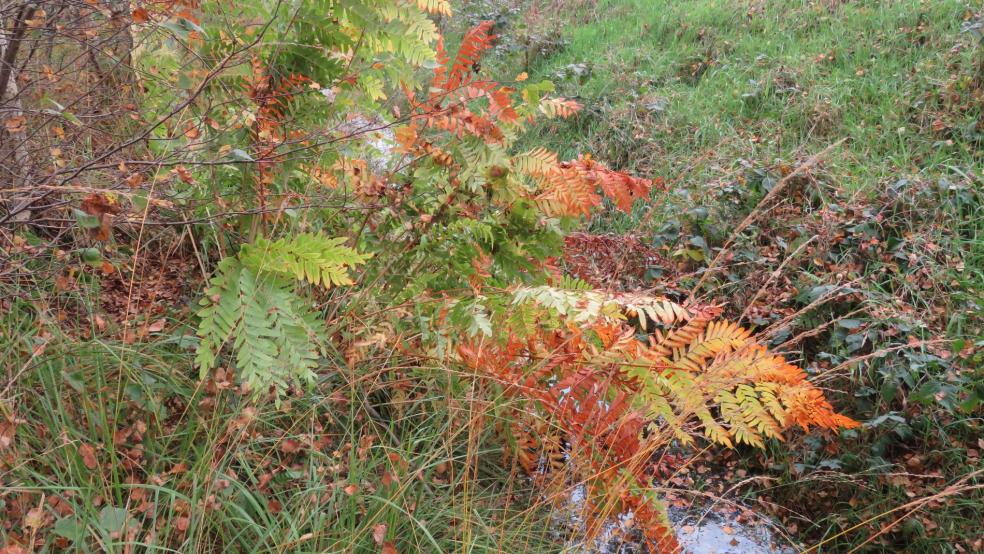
54,517,84,541
73,209,101,229
98,506,128,533
79,248,102,267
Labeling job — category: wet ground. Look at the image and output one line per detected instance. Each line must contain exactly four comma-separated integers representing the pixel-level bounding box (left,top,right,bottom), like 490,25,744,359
669,503,795,554
553,485,796,553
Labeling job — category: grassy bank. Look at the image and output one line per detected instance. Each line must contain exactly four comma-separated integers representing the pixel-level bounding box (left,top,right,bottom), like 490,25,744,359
464,0,984,551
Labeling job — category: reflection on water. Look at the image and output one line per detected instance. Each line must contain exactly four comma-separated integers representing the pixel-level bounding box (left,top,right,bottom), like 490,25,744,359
670,504,795,554
553,485,796,553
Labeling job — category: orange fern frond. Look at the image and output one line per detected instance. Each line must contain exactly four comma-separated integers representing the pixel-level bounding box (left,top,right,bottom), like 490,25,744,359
538,96,582,118
431,36,449,89
426,107,503,141
444,20,495,91
533,155,655,216
415,0,451,16
535,165,602,216
489,86,518,122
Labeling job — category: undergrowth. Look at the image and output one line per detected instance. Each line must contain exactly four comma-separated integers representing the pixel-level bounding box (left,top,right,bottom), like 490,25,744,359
1,0,981,553
467,0,984,551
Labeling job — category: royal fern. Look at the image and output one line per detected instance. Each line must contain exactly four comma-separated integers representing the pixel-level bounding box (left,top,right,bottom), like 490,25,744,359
455,285,858,552
239,233,372,288
196,234,368,399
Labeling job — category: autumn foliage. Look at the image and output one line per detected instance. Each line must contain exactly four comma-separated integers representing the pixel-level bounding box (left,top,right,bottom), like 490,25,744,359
0,1,860,551
457,289,857,551
193,13,856,551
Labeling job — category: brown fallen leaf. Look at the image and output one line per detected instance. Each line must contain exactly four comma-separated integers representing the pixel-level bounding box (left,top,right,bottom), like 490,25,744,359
280,438,302,454
80,193,121,241
79,443,98,469
23,507,46,530
131,7,149,23
4,116,26,134
372,523,387,545
125,173,144,188
0,420,15,449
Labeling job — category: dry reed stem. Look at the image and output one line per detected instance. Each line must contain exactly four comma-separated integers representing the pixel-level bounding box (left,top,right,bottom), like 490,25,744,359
687,138,847,302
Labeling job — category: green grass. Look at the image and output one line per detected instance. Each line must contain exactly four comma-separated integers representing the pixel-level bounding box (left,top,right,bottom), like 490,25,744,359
506,0,981,188
0,292,556,552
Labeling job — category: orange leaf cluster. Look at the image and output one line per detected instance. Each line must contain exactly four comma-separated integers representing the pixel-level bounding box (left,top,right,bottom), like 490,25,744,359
533,154,658,216
402,21,516,143
456,292,857,552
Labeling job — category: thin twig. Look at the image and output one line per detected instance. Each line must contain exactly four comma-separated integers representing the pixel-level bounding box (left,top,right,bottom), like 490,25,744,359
688,138,847,301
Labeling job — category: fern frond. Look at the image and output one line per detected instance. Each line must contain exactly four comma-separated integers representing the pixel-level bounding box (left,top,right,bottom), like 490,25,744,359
444,21,495,91
532,155,655,216
511,147,558,177
233,272,324,398
538,97,582,119
239,233,371,288
196,234,365,401
415,0,451,16
195,257,246,376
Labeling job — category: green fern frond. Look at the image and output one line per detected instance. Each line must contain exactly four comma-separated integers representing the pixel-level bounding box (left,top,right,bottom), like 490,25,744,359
196,234,365,401
239,233,371,288
195,257,246,376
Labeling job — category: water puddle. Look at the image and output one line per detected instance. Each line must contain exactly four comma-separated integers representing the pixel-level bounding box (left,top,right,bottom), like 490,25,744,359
670,503,795,554
553,485,796,553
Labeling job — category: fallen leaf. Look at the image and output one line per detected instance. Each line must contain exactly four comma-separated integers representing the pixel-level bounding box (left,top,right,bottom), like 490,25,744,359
23,507,46,529
4,116,26,134
146,318,166,333
372,523,387,545
280,438,302,454
125,173,144,188
79,443,98,469
80,193,120,241
183,123,200,140
0,421,15,449
132,7,149,23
